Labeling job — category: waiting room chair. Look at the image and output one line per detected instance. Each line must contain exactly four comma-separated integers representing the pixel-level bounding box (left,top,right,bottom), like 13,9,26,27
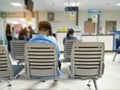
24,43,58,81
64,40,81,62
69,42,105,90
113,38,120,62
0,46,13,87
0,46,24,87
10,40,26,65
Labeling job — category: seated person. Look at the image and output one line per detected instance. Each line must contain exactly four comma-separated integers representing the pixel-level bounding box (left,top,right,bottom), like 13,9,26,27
49,33,57,40
52,33,57,39
29,21,62,78
18,27,30,41
63,28,77,45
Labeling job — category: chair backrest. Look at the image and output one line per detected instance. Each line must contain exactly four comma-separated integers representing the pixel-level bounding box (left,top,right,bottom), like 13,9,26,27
25,43,58,79
0,46,13,80
0,40,3,45
71,42,104,79
10,40,26,61
64,40,81,62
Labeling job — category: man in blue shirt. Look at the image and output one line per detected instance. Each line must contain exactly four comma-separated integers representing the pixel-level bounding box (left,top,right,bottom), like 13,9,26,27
29,21,61,77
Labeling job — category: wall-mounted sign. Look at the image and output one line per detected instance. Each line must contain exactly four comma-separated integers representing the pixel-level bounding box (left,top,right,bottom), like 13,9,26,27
88,9,101,14
64,6,79,11
1,12,7,18
69,12,76,20
24,12,35,22
92,14,98,23
47,12,54,21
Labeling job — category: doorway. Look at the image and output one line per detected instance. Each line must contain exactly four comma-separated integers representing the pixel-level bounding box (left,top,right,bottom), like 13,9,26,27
84,21,95,34
105,21,116,34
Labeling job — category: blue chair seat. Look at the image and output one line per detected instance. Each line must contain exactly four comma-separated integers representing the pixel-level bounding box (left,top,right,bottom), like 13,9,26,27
12,65,24,77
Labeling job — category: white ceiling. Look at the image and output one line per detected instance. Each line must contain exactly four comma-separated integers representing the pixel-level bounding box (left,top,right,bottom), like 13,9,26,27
0,0,120,12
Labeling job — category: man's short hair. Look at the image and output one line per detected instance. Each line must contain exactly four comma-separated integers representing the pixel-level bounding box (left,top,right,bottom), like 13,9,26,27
38,21,52,35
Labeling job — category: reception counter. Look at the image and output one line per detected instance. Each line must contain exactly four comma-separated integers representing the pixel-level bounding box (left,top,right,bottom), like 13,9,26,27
56,31,81,52
56,32,113,51
81,35,113,51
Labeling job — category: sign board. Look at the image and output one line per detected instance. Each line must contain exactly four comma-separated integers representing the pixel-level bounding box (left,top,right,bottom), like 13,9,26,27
1,12,7,18
88,9,101,14
65,7,79,11
69,12,76,20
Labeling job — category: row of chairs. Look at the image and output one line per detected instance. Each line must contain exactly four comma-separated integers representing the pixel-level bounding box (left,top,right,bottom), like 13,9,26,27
0,40,105,90
0,41,59,86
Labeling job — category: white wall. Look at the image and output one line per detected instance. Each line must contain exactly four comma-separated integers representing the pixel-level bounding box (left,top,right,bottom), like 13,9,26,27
101,11,120,33
37,11,120,34
38,11,76,33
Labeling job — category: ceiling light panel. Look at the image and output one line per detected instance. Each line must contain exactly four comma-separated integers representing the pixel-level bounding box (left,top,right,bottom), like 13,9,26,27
10,2,22,7
116,3,120,6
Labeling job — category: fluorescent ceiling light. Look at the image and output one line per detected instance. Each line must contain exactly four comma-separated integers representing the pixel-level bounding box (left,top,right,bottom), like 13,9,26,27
20,19,25,22
64,2,80,6
116,3,120,6
10,20,19,24
10,2,22,7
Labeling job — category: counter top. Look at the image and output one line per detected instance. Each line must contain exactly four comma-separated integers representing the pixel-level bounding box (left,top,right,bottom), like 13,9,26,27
81,34,113,36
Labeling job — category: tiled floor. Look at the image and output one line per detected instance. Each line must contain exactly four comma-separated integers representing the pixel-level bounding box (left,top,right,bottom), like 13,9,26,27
0,52,120,90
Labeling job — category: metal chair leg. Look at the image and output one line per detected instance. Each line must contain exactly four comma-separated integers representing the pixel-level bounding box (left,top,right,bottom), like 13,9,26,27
87,80,92,87
7,80,12,87
113,52,117,62
93,80,98,90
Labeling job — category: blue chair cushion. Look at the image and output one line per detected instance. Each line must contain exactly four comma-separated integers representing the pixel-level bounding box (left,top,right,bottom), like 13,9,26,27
12,65,24,76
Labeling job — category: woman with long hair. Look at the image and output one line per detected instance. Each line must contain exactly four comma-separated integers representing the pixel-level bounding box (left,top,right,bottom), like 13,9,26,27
63,28,77,45
6,24,12,52
18,27,30,41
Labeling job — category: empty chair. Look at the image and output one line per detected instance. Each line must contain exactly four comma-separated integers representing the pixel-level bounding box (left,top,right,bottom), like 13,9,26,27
0,46,24,86
10,40,26,64
25,43,58,80
113,38,120,62
0,46,13,87
64,40,80,62
70,42,104,90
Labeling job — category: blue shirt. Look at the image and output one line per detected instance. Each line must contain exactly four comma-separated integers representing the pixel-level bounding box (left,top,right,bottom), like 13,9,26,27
29,34,62,78
63,35,77,45
29,34,60,61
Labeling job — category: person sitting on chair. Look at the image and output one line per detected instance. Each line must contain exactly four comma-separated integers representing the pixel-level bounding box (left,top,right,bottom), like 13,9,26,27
18,27,30,41
29,21,62,77
63,28,77,45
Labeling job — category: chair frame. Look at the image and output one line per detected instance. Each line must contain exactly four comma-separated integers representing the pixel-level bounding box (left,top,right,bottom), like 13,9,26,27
10,40,26,64
70,42,104,90
25,42,58,81
64,40,81,62
0,46,13,87
0,40,3,45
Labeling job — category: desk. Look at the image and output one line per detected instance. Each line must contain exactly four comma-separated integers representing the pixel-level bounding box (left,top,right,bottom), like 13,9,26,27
82,35,113,51
56,32,113,51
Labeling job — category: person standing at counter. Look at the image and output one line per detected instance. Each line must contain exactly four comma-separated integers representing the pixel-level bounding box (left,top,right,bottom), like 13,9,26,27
112,24,117,32
109,24,117,32
63,28,77,45
6,24,12,52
